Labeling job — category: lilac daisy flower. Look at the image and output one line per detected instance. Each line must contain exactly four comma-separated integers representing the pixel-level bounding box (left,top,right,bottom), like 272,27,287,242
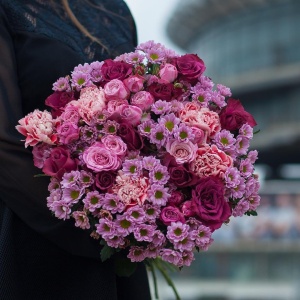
151,100,171,115
151,230,166,247
138,119,155,137
217,84,232,97
125,206,146,223
144,244,160,259
72,210,90,230
158,113,180,134
166,222,190,243
61,170,81,188
102,120,120,135
231,178,246,199
48,177,60,191
146,48,165,63
160,249,183,267
71,71,91,90
52,76,71,92
198,75,214,89
233,199,250,217
240,159,254,178
102,194,125,214
50,200,72,220
235,136,250,155
122,158,143,178
80,125,97,143
239,124,253,139
181,251,195,267
79,170,94,187
82,191,103,212
244,176,260,198
224,167,242,188
127,246,145,262
95,218,116,238
193,225,212,249
214,130,236,152
173,233,195,252
124,51,145,64
248,194,261,211
149,124,169,148
174,123,195,143
133,224,156,242
47,189,62,209
190,84,210,106
62,186,84,204
247,150,259,164
105,235,126,248
115,215,134,236
149,164,170,185
73,63,92,74
142,156,160,170
148,184,170,206
169,100,184,113
210,91,226,108
144,204,161,222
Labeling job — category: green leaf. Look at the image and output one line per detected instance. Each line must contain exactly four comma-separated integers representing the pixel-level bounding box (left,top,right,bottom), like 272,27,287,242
254,129,261,134
245,210,258,216
100,244,115,262
114,254,137,277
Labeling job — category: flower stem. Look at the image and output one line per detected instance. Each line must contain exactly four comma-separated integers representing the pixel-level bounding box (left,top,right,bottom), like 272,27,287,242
148,260,159,299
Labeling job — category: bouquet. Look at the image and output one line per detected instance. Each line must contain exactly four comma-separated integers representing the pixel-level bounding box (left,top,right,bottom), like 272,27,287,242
16,41,260,299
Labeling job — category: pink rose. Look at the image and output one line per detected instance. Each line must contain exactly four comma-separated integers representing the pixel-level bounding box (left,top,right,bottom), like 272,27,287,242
42,146,77,179
101,135,127,157
101,59,132,82
83,142,122,172
130,91,155,111
181,200,195,218
105,99,128,116
173,54,206,84
166,139,197,164
104,79,129,101
160,206,185,226
189,145,233,179
116,104,143,126
60,103,80,123
16,109,57,147
191,176,231,231
117,122,144,151
45,91,75,117
167,191,185,207
95,171,116,191
57,122,80,144
190,126,207,145
123,75,145,93
220,98,257,131
159,63,178,83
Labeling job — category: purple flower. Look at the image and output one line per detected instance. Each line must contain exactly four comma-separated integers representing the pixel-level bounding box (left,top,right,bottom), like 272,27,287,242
138,119,155,137
173,233,195,252
244,176,260,198
127,246,145,262
233,199,250,217
83,191,103,212
79,170,94,187
71,71,91,90
160,249,183,267
46,189,62,209
115,215,134,236
133,224,156,242
173,123,195,143
62,186,84,203
51,200,72,220
248,194,261,211
149,124,169,148
235,136,250,155
210,90,226,108
181,251,195,267
239,159,254,178
166,222,189,243
247,150,258,164
169,100,184,113
102,194,125,214
193,225,212,249
151,100,172,115
125,206,146,223
158,113,180,134
144,245,160,259
52,76,71,92
214,130,236,151
230,178,246,199
122,158,143,177
72,210,90,229
144,204,161,221
102,120,120,135
224,167,242,188
105,235,126,248
217,84,232,97
142,156,160,170
151,230,166,247
239,124,253,139
148,184,170,206
61,170,81,188
96,218,116,238
149,164,170,185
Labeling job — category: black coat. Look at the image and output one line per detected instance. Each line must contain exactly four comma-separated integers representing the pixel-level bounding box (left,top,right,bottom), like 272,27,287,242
0,0,151,299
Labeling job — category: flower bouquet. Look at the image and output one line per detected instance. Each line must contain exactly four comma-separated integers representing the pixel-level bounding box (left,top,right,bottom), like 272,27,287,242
16,41,260,299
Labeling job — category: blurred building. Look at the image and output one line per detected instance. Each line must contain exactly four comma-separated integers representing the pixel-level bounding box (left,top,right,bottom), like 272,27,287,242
166,0,300,180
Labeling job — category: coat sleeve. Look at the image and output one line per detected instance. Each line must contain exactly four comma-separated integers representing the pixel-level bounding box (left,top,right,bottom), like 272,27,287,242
0,5,102,259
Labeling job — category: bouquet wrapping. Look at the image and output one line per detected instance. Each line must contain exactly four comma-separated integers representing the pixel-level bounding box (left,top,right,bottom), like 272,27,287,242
16,41,260,299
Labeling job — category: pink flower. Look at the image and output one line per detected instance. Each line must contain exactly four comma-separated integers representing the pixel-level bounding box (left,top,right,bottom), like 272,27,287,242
82,142,122,172
57,122,80,144
123,75,145,93
116,104,143,126
166,139,197,164
72,210,91,229
160,206,185,226
32,143,51,168
101,135,127,158
130,91,155,111
190,144,233,179
104,79,129,101
76,86,106,124
16,109,57,147
159,63,178,83
60,103,80,123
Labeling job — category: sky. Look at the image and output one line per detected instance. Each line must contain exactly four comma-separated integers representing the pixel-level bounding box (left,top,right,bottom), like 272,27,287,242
124,0,183,54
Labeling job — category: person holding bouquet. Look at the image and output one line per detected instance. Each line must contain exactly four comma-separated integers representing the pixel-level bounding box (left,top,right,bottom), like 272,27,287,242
0,0,151,299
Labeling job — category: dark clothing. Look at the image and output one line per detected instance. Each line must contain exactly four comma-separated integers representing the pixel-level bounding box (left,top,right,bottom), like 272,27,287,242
0,0,151,299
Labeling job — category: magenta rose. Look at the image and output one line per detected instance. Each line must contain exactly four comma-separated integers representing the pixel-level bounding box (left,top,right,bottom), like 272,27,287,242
117,122,144,150
83,142,121,172
45,91,75,117
173,54,206,84
167,191,185,207
220,98,257,131
95,171,116,191
160,206,185,226
42,146,77,179
57,122,80,144
147,82,175,101
191,176,231,231
101,59,132,82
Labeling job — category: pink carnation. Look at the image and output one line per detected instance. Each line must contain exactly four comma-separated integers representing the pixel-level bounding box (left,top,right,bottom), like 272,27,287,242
16,109,57,147
190,144,233,179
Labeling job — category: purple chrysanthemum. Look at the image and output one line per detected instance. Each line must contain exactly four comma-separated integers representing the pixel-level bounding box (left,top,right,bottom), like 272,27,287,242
142,156,160,170
210,90,226,108
248,194,261,211
224,167,242,188
71,71,91,89
127,246,145,262
239,124,253,139
62,186,84,204
239,159,254,178
151,100,172,115
214,130,236,151
149,164,170,185
122,158,143,178
115,214,134,236
217,84,232,97
160,249,183,267
158,113,180,134
95,218,116,238
149,124,169,148
233,199,250,217
133,224,156,242
170,100,184,113
247,150,259,164
138,119,155,137
79,170,94,187
52,76,71,92
105,235,126,248
166,222,190,243
151,230,166,247
61,170,81,188
193,225,212,249
50,200,72,220
143,204,161,221
235,136,250,155
173,123,195,143
102,120,120,135
173,233,195,252
102,194,125,214
181,251,195,267
124,206,146,223
82,191,103,212
148,184,170,206
47,189,62,209
72,210,90,230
